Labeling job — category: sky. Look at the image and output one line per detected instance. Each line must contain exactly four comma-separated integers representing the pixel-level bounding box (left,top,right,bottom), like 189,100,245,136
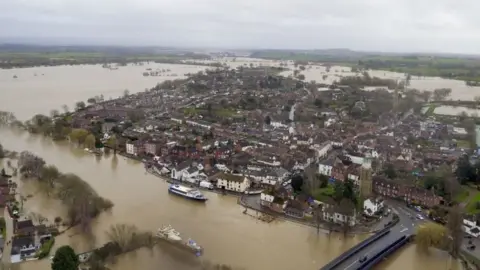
1,0,480,54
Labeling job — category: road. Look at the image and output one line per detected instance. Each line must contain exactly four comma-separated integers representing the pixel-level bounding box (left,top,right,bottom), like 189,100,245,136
1,207,13,269
391,200,480,260
330,204,423,270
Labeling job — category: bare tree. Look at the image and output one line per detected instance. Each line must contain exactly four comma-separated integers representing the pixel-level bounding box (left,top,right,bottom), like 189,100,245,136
29,212,48,225
18,151,46,178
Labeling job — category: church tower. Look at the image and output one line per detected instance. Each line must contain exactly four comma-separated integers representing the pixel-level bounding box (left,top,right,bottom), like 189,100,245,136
360,153,373,198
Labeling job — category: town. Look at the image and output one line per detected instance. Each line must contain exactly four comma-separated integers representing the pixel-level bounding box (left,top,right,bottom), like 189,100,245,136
2,60,480,269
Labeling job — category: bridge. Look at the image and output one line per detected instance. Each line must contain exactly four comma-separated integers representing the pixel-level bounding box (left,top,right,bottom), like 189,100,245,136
321,207,416,270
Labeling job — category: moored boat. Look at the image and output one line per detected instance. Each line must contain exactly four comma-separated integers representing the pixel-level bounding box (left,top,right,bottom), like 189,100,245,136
168,184,207,202
156,225,203,255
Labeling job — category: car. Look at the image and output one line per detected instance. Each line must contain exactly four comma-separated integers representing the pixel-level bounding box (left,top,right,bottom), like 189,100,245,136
468,245,476,250
359,255,368,263
416,214,424,220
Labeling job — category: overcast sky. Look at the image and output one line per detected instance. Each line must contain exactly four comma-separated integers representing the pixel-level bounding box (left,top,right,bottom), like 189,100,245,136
1,0,479,54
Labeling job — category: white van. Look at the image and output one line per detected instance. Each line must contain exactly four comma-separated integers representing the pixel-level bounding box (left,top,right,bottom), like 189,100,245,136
199,181,214,190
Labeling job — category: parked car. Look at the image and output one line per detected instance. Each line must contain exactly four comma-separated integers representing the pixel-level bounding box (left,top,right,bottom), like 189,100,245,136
468,245,476,250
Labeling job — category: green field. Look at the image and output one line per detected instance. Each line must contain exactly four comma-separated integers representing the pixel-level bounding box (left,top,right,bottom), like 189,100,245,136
251,50,480,83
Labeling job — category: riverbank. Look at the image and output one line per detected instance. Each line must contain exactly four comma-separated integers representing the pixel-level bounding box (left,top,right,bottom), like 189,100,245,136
238,194,396,235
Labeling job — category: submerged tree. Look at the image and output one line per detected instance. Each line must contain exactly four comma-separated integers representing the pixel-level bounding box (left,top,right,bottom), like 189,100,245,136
18,151,46,178
416,222,447,252
51,245,79,270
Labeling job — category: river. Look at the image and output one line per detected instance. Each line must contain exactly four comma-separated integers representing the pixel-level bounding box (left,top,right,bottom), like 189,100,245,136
0,129,459,270
0,63,460,270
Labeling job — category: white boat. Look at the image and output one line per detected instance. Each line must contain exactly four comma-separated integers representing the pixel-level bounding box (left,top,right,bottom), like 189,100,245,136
156,225,182,241
156,225,203,254
168,184,207,202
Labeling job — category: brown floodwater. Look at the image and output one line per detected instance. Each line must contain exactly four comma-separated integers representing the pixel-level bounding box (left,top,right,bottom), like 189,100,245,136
0,62,462,269
0,129,460,270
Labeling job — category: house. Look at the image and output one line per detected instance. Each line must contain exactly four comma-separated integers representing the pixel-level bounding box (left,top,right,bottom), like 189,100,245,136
170,161,191,180
284,200,308,219
125,141,144,156
10,236,37,263
102,122,116,134
144,140,162,156
363,197,385,216
321,198,357,226
14,219,35,236
216,173,250,193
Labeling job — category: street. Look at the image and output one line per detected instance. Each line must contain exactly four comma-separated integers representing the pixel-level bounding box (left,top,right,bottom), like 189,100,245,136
1,207,13,269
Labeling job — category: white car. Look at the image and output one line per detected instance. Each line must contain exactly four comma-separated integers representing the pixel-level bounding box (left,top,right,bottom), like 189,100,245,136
416,214,424,220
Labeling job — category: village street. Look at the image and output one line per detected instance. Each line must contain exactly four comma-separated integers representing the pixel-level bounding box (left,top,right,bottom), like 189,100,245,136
1,207,14,269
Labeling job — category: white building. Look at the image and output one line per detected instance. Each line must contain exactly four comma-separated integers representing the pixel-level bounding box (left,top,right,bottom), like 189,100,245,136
464,218,480,237
126,142,135,155
216,173,250,193
260,192,275,206
363,198,385,216
10,237,38,263
318,163,333,176
322,202,357,226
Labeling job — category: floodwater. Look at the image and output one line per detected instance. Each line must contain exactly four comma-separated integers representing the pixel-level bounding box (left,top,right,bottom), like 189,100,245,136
0,63,207,120
190,57,480,101
0,129,460,270
434,105,480,116
0,60,462,270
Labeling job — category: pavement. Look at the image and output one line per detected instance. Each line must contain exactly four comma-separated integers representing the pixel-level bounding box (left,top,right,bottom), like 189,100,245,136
329,203,424,270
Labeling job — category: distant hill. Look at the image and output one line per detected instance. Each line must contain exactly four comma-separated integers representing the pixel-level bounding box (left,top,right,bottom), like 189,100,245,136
249,49,480,61
0,44,193,56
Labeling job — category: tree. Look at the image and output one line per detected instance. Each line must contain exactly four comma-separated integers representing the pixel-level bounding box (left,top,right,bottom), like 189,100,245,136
333,181,344,203
0,142,4,158
50,109,60,118
291,174,303,193
446,206,463,257
127,110,145,122
455,155,475,184
433,88,452,101
416,222,447,252
75,101,86,111
51,245,79,270
264,115,271,125
342,179,357,206
337,198,355,237
314,99,323,108
18,151,46,178
87,98,97,105
69,129,89,145
106,135,118,154
123,89,130,97
297,74,305,80
383,164,397,179
40,165,61,196
62,104,69,113
84,134,96,149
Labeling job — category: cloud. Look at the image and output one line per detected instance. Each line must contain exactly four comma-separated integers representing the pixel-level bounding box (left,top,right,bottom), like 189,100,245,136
1,0,479,53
